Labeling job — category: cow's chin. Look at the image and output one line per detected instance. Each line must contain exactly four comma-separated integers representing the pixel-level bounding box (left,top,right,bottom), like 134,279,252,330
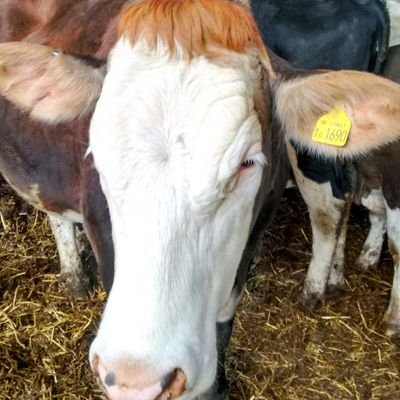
89,320,219,400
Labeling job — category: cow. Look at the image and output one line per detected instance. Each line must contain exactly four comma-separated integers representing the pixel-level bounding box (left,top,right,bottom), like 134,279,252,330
3,0,400,399
250,0,396,325
358,44,400,336
0,0,129,295
0,0,88,296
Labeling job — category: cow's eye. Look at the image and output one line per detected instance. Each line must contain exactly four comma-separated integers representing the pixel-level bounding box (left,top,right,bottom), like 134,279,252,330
241,159,255,169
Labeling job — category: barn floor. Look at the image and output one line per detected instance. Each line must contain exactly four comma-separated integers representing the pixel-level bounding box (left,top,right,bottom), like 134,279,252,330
1,181,399,399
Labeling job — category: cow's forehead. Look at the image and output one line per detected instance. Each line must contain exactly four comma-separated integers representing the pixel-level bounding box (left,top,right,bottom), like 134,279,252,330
116,0,270,63
92,38,262,187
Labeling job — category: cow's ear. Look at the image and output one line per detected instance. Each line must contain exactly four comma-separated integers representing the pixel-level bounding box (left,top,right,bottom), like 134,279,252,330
0,42,104,123
273,70,400,158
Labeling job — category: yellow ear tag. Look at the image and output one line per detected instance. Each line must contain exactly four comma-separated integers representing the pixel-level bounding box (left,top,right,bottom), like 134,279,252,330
312,107,352,147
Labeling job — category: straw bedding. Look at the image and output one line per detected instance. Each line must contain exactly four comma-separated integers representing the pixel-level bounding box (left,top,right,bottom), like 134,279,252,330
0,180,399,399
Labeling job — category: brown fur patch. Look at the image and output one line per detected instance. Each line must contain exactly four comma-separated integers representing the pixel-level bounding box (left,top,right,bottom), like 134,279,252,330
313,209,336,237
0,0,75,42
389,240,399,267
21,0,61,25
275,70,400,159
25,0,126,56
118,0,266,60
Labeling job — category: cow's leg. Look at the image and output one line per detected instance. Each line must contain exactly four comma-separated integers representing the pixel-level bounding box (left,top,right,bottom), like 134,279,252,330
383,204,400,337
357,189,386,270
301,193,349,310
48,214,89,296
287,145,351,310
327,201,351,295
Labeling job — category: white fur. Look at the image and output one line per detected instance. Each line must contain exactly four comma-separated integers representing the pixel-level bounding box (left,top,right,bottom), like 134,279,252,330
358,189,386,270
388,0,400,46
217,287,243,323
383,202,400,336
89,39,264,398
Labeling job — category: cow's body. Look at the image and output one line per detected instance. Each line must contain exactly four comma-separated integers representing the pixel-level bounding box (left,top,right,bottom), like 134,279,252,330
251,0,399,328
3,1,400,399
252,0,389,72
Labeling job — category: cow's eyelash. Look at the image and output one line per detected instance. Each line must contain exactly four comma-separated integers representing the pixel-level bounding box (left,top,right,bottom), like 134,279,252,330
241,159,255,169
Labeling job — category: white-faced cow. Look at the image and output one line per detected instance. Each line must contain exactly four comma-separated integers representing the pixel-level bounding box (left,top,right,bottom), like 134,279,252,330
250,0,400,331
3,1,400,399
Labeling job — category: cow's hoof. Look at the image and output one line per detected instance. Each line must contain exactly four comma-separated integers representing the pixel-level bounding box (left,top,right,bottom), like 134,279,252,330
356,250,380,271
61,271,90,298
299,292,322,312
326,283,345,298
384,323,400,338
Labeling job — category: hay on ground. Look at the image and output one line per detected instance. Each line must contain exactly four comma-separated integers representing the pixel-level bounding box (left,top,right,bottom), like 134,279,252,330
0,183,399,399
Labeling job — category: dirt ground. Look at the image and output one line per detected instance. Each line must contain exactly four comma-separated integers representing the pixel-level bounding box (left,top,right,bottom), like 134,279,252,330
0,181,399,399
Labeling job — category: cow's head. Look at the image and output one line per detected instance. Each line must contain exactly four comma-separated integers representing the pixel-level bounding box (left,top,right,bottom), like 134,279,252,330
88,1,272,398
2,0,400,399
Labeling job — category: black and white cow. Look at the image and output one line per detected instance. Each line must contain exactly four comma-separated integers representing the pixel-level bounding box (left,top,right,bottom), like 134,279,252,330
250,0,399,330
2,1,400,399
357,44,400,336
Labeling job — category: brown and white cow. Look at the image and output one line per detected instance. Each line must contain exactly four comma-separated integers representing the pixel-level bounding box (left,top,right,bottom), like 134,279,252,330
0,0,127,295
2,0,400,399
355,44,400,336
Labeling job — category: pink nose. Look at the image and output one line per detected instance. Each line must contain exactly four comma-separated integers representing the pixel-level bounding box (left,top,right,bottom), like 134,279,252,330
92,356,186,400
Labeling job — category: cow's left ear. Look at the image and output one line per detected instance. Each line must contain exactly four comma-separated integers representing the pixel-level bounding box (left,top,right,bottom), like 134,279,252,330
0,42,105,123
273,70,400,159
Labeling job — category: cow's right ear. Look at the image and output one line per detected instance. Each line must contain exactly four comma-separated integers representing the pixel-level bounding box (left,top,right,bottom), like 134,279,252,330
0,42,105,124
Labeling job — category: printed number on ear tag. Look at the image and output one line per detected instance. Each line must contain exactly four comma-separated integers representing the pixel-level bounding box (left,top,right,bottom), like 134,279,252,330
312,107,351,147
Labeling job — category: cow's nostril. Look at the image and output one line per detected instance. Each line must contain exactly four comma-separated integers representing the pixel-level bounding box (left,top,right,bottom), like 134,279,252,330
160,370,175,391
91,354,100,376
104,371,116,387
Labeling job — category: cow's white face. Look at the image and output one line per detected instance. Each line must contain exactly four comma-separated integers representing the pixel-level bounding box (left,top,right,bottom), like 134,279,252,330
89,38,265,399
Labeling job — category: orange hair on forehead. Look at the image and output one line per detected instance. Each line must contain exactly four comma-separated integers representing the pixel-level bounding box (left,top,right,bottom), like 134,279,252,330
118,0,266,59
